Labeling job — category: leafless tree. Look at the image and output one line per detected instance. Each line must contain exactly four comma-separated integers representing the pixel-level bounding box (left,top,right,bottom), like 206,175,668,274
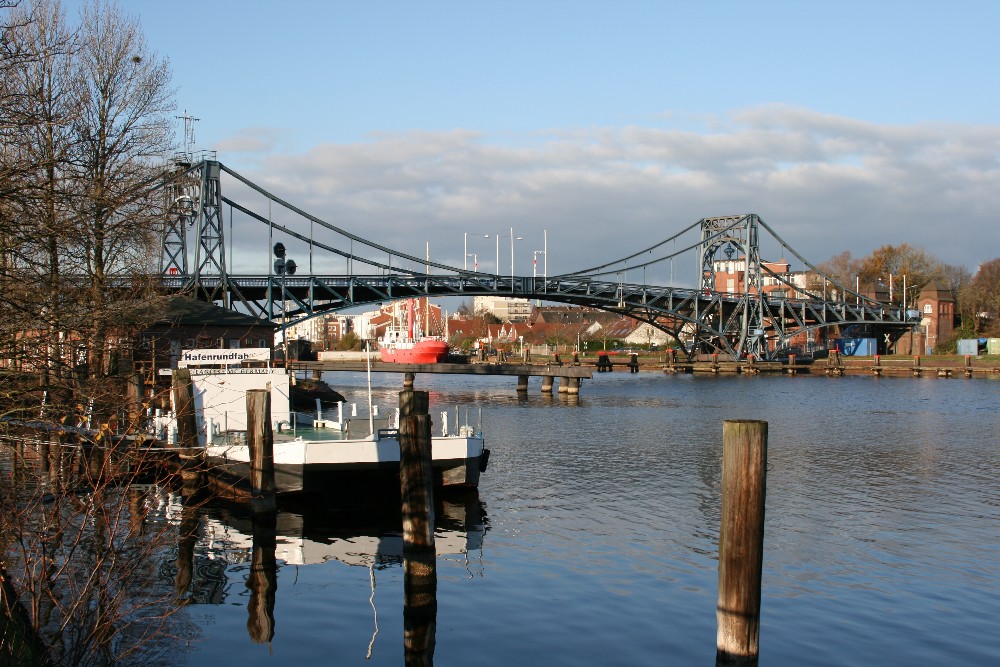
2,2,190,664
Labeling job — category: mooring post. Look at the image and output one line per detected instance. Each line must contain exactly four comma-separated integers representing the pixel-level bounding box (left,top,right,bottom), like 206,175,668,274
126,371,144,433
717,419,767,666
965,355,973,378
404,372,415,390
171,369,201,476
399,390,434,549
399,389,437,664
247,388,276,513
913,354,921,377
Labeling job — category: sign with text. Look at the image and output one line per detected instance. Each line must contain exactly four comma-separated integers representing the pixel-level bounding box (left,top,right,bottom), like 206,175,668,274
178,347,271,367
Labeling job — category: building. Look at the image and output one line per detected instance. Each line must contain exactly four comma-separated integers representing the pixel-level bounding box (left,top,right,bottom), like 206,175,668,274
474,296,531,323
134,296,276,393
895,281,955,355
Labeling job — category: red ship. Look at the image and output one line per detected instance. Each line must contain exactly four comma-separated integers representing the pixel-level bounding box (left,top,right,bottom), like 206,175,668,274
379,299,449,363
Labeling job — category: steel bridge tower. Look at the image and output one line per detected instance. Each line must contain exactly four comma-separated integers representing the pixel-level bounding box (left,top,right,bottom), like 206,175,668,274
159,156,231,307
699,214,766,359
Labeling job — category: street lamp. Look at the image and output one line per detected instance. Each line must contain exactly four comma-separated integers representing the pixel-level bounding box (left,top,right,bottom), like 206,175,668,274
466,253,479,272
509,227,523,280
464,232,488,272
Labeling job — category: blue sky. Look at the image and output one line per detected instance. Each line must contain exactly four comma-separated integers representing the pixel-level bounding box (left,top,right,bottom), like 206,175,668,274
65,1,1000,277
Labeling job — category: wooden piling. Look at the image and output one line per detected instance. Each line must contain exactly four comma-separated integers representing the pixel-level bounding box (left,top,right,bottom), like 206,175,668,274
126,371,144,430
399,390,434,550
171,369,199,465
404,372,416,390
717,420,767,666
399,389,437,666
247,388,276,513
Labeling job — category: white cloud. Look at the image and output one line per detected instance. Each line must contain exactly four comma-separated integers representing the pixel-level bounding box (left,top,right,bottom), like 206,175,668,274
220,106,1000,279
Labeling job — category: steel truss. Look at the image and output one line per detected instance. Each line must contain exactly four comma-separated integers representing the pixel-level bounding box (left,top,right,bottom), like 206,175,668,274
159,161,916,361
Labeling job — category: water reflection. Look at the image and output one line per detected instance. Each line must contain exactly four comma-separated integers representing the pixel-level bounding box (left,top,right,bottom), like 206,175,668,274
155,490,486,661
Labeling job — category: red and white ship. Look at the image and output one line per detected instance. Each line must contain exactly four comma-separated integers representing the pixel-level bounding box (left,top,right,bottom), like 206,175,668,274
379,299,449,363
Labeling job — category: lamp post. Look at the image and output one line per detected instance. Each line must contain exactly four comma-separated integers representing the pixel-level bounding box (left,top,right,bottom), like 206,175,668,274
466,253,478,272
510,227,522,280
464,232,488,272
484,231,522,276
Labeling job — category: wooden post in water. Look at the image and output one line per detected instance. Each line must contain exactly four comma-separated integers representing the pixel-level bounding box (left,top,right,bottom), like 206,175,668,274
403,372,415,390
965,355,973,378
399,389,437,664
717,419,767,666
126,371,144,432
247,388,276,513
171,369,199,463
399,390,434,548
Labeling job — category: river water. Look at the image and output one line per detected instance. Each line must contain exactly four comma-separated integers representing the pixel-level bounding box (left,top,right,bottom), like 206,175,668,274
168,371,1000,665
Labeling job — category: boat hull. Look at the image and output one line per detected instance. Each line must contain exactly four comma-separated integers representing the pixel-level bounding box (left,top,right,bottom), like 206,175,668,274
379,339,449,363
204,435,487,496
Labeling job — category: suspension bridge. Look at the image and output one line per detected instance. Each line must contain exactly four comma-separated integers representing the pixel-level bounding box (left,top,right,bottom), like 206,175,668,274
158,156,917,361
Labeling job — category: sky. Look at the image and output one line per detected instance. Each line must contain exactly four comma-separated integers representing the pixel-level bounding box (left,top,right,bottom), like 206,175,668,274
64,1,1000,279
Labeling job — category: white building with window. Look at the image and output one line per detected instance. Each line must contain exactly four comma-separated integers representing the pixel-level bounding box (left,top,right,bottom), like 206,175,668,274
473,296,531,322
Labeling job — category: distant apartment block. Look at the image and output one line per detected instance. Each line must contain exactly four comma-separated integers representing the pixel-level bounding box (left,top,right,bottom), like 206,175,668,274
474,296,531,322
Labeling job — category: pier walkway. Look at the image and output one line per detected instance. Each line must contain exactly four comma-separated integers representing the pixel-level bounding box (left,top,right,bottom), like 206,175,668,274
288,360,593,394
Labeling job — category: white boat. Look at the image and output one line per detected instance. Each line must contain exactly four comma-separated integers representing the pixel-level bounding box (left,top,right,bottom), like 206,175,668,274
153,349,488,496
204,411,488,495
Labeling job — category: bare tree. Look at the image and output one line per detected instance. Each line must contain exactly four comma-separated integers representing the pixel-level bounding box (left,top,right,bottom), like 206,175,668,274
63,0,174,377
2,3,190,663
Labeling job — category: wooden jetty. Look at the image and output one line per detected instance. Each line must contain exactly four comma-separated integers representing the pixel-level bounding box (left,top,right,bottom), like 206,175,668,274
289,360,593,394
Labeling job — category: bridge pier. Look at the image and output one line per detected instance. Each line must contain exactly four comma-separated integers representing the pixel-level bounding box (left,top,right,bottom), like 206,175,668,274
517,375,528,393
541,376,553,394
566,377,580,395
557,376,567,393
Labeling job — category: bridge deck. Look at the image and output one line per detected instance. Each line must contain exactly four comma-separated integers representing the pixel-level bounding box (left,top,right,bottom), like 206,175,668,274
289,360,593,378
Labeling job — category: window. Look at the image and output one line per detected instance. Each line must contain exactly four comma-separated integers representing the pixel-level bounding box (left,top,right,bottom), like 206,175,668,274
923,303,933,314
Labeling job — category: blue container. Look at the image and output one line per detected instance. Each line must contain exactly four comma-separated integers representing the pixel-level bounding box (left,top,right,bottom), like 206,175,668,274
837,337,877,356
